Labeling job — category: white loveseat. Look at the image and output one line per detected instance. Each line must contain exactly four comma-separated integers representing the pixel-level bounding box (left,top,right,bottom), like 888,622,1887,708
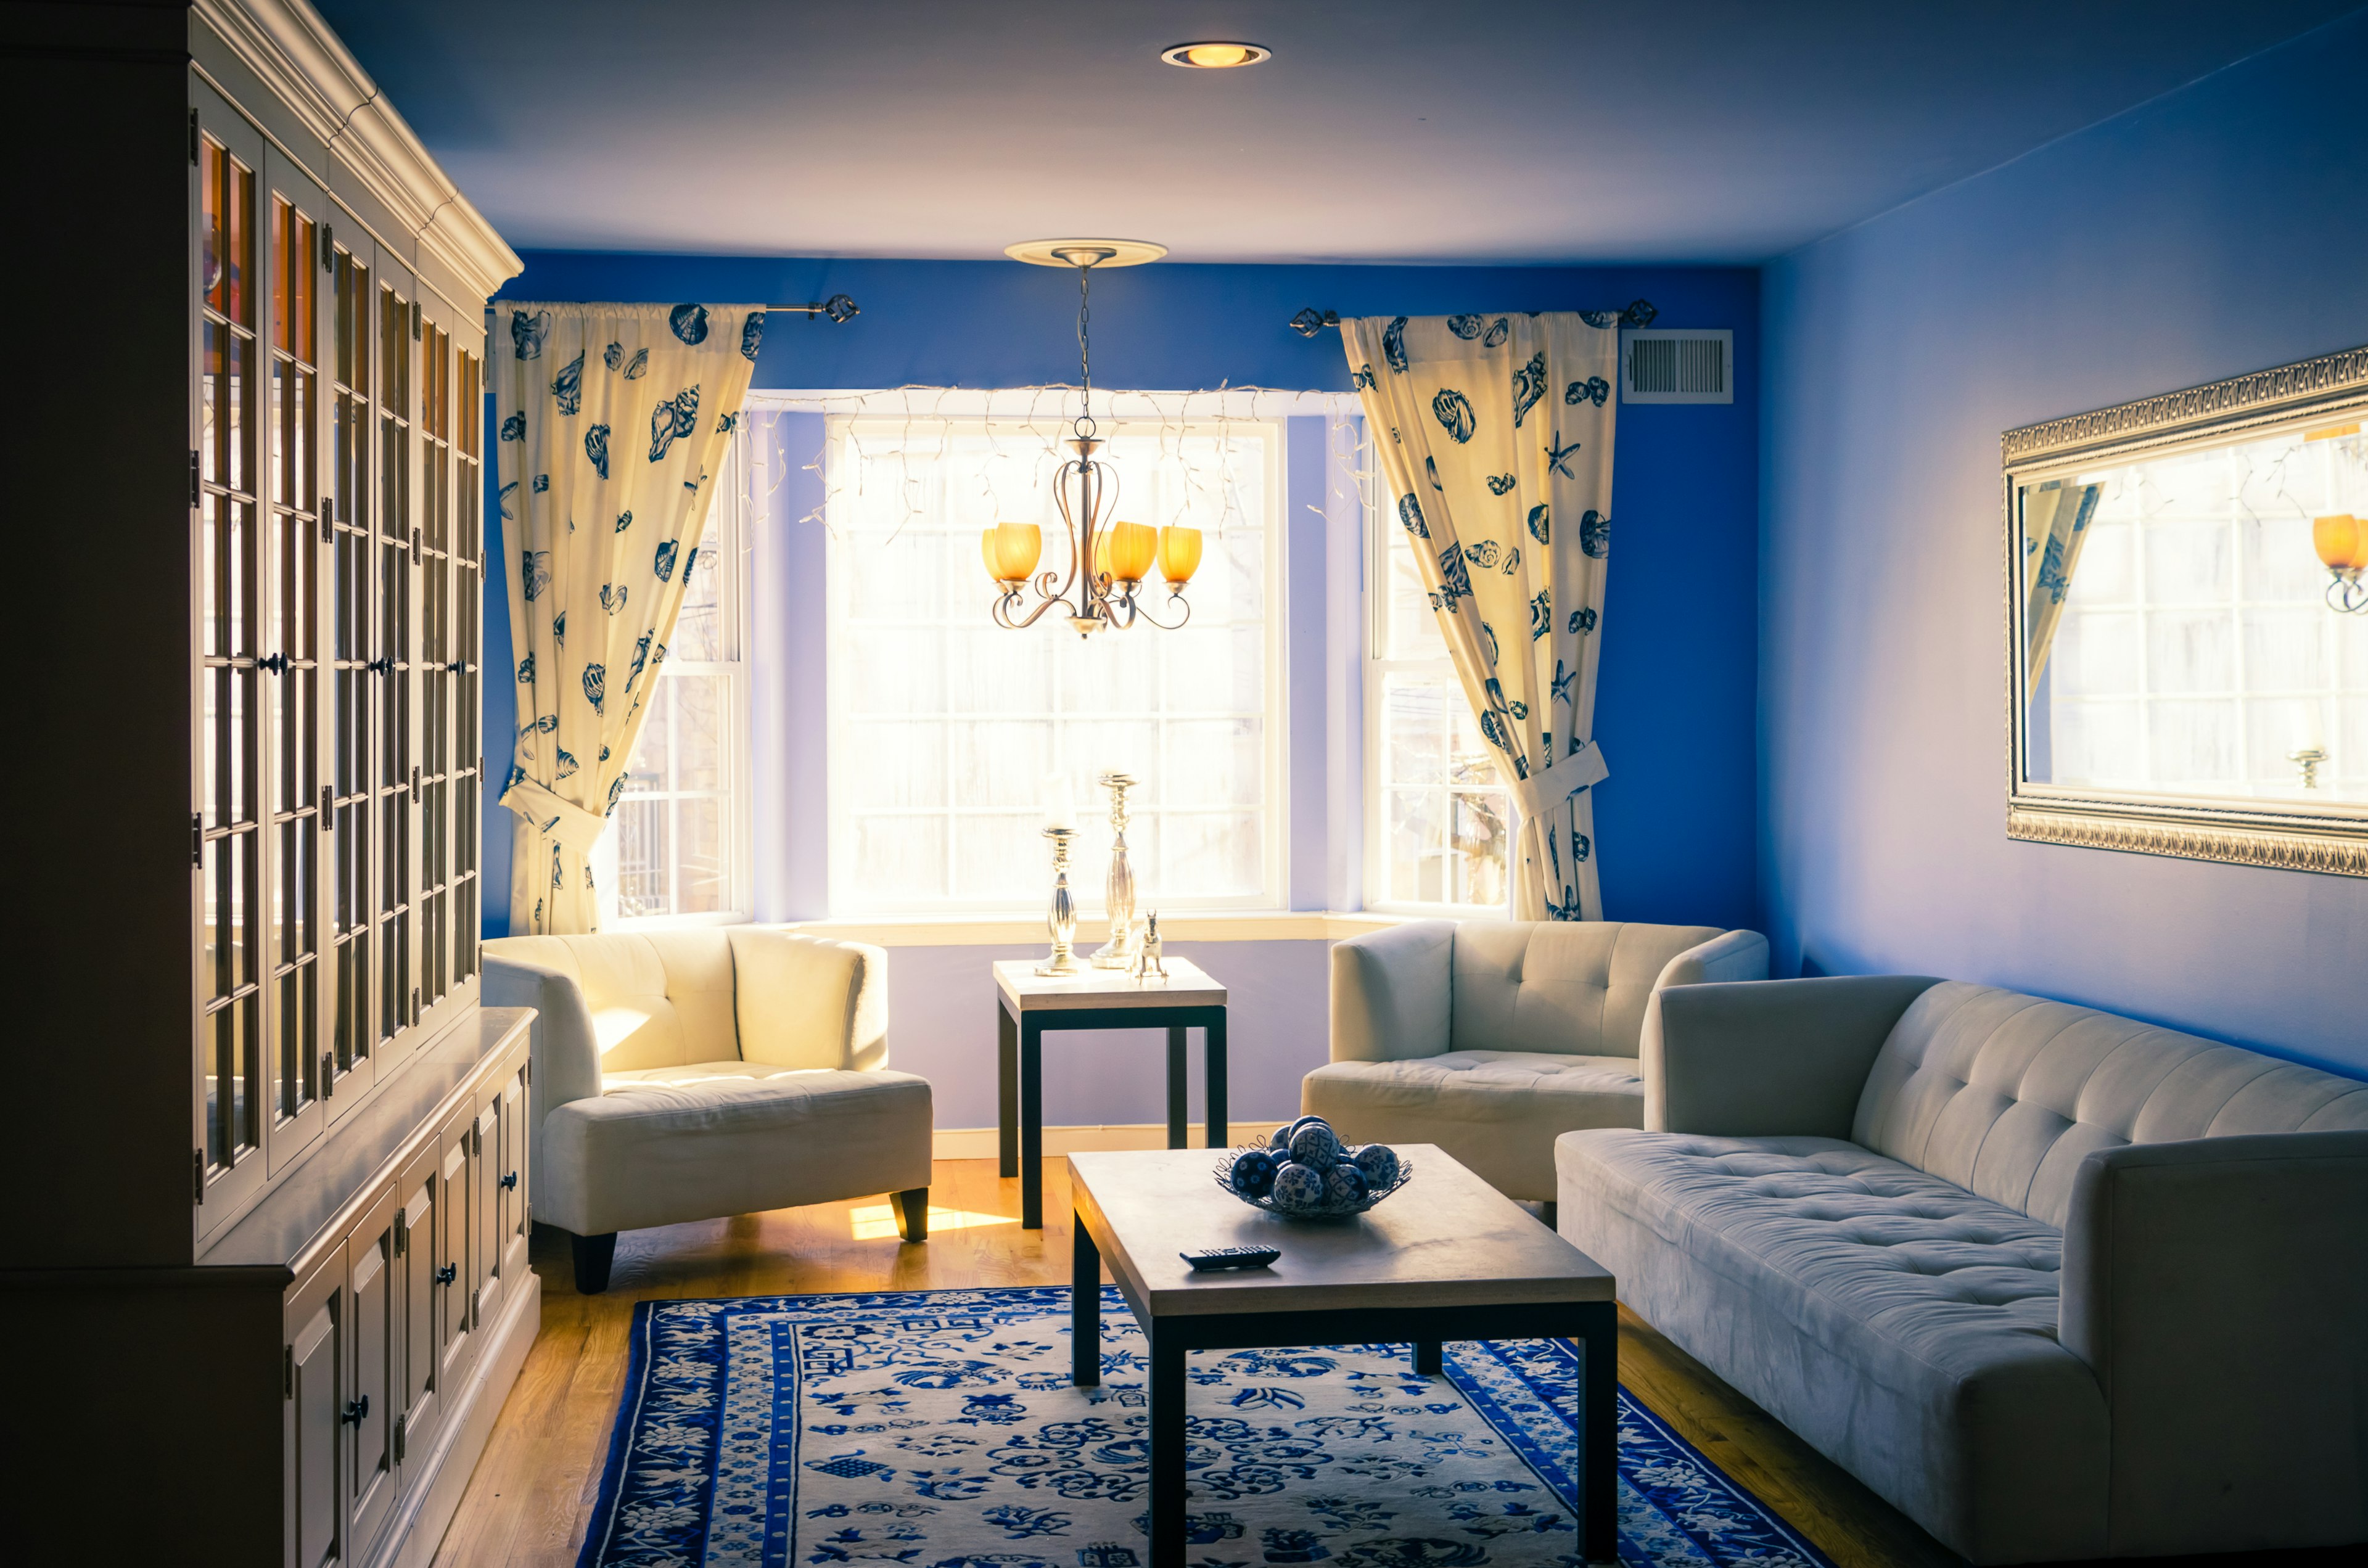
484,927,934,1292
1304,919,1769,1205
1559,975,2368,1564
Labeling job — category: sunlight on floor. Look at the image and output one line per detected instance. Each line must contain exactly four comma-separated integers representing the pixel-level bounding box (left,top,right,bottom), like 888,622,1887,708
848,1203,1017,1241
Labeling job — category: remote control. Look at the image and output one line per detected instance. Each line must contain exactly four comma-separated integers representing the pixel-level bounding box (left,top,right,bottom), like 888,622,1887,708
1180,1246,1280,1272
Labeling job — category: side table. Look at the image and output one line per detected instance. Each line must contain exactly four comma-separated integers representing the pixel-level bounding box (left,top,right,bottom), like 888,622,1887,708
994,958,1228,1229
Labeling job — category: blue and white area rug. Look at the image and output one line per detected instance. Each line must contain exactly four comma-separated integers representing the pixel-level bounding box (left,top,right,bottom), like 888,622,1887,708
580,1286,1833,1568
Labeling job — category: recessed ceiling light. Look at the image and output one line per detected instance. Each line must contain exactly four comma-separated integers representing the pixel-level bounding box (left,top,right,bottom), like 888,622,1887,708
1160,41,1270,69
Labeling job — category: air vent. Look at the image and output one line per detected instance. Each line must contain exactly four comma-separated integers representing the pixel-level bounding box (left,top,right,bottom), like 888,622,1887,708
1621,329,1732,404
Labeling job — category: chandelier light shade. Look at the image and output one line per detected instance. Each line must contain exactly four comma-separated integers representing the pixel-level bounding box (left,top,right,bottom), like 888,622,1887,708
982,521,1042,585
2315,512,2367,612
984,239,1193,635
1157,523,1203,585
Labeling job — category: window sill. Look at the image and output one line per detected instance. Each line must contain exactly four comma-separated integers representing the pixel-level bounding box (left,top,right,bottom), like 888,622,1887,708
771,911,1412,946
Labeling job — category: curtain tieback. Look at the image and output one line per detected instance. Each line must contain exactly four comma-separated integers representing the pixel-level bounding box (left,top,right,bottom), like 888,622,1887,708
1504,741,1610,825
499,776,609,854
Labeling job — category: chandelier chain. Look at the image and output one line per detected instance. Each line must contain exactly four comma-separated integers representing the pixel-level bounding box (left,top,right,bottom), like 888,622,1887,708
1074,261,1096,442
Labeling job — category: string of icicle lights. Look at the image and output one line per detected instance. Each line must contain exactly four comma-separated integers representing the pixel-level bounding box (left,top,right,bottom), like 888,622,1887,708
741,383,1380,548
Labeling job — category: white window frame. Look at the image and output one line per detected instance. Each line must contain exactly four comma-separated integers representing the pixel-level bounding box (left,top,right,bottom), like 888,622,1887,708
598,427,756,928
1362,488,1518,918
817,396,1291,918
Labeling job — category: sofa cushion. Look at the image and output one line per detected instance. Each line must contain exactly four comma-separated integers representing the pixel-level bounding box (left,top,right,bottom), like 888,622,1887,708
1557,1127,2107,1561
1304,1051,1645,1199
1450,922,1722,1059
540,1065,934,1236
1854,982,2368,1229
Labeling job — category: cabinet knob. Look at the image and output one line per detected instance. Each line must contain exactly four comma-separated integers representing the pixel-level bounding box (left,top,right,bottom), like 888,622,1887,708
366,657,393,676
435,1263,457,1286
341,1395,369,1425
501,1172,518,1190
258,652,289,675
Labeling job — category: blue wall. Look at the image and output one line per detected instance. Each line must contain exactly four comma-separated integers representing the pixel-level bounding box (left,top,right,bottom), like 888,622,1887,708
1761,10,2368,1072
480,257,1762,1122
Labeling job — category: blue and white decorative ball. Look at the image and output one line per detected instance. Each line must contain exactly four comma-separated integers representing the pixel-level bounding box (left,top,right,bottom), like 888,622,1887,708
1228,1147,1278,1198
1287,1120,1343,1169
1352,1143,1402,1189
1323,1162,1369,1205
1268,1160,1328,1214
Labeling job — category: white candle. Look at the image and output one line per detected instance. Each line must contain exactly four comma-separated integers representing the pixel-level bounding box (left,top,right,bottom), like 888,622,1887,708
1042,773,1075,831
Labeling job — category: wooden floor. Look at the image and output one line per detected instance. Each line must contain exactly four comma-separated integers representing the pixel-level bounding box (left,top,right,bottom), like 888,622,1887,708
432,1159,1952,1567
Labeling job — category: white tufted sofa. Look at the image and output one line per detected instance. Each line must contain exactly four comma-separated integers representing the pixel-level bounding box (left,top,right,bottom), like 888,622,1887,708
1558,975,2368,1564
1304,918,1769,1204
484,928,933,1292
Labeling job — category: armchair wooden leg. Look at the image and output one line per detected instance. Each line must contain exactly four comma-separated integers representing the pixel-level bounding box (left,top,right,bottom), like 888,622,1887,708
891,1187,930,1243
570,1230,618,1295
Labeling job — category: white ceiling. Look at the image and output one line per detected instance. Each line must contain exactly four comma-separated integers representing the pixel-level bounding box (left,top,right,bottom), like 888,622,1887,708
312,0,2362,264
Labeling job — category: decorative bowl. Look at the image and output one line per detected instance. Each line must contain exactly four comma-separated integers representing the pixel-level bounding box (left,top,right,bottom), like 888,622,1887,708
1212,1140,1413,1220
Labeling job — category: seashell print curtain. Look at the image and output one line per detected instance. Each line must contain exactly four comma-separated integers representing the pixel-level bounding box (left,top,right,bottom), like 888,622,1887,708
2021,479,2106,698
1344,313,1619,920
495,302,764,934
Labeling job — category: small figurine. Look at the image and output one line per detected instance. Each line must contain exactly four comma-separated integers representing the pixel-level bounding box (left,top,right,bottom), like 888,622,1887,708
1130,910,1169,981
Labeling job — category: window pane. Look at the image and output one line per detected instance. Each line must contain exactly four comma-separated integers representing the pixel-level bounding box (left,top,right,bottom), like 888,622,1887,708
1376,670,1507,909
828,416,1276,914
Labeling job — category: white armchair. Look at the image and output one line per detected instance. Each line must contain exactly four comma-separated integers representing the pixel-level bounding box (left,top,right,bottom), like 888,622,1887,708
484,927,934,1292
1305,919,1768,1208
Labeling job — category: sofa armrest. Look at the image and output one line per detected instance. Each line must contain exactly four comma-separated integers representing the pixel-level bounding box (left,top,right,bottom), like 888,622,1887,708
483,954,605,1143
1653,928,1770,990
1329,921,1455,1062
729,928,890,1071
2058,1131,2368,1554
1643,974,1941,1135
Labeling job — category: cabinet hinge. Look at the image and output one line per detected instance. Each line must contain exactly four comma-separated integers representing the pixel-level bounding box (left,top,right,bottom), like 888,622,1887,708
393,1209,408,1256
319,783,334,826
284,1345,294,1398
321,224,335,273
412,985,422,1022
320,494,334,543
470,1286,481,1326
471,1125,482,1157
193,1147,206,1204
411,300,422,341
189,450,200,508
188,109,200,166
411,764,421,804
411,525,422,566
191,814,204,868
394,1414,406,1464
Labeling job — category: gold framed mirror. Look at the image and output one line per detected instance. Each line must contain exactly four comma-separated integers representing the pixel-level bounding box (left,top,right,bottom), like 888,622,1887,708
2002,343,2368,876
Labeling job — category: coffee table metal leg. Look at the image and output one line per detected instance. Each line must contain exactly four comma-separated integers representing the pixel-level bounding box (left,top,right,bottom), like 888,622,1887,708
1020,1020,1043,1229
1149,1327,1187,1568
998,1003,1019,1179
1413,1340,1442,1377
1577,1301,1619,1564
1071,1217,1100,1385
1166,1025,1188,1147
1204,1011,1227,1149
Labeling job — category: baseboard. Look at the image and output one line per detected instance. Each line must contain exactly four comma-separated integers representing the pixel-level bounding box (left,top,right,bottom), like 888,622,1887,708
932,1121,1289,1159
377,1268,543,1568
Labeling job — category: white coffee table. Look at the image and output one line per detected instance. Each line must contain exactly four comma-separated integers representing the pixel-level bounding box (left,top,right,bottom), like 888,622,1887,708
995,958,1227,1228
1067,1145,1619,1568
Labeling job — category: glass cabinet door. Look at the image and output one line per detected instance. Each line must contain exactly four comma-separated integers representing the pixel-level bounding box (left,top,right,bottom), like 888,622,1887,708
325,229,379,1121
374,271,421,1075
417,292,484,1029
265,147,332,1171
195,89,266,1218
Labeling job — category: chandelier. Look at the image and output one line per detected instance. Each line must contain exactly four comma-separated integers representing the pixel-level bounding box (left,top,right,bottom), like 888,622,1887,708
983,239,1200,635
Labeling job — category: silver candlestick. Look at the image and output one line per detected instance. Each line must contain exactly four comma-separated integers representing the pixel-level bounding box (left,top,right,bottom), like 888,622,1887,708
1036,826,1084,976
1089,771,1140,969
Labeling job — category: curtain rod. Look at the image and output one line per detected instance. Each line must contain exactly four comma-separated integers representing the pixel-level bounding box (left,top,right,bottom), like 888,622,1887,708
769,293,861,323
1287,298,1659,337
